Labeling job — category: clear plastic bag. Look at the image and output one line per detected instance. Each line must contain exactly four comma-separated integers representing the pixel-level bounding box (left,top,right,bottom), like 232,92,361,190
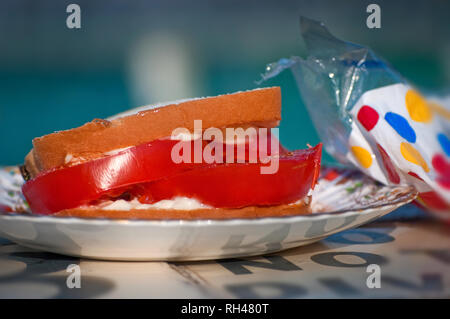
260,17,450,216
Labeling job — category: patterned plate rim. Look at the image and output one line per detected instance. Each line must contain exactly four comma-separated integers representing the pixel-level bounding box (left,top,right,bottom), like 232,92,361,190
0,186,417,225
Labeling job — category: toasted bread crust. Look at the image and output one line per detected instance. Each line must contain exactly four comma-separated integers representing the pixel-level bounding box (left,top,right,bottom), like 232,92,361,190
54,199,311,220
31,87,281,173
24,151,40,178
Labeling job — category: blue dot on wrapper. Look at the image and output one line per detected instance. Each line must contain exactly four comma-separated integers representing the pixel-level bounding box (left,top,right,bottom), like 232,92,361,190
437,133,450,157
384,112,416,143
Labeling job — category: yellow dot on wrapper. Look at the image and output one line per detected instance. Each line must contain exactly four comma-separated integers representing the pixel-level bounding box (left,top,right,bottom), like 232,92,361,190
405,90,432,123
351,146,373,168
400,142,430,172
428,101,450,121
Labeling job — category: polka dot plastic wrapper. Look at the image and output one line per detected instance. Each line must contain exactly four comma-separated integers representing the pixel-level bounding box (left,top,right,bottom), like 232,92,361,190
261,17,450,217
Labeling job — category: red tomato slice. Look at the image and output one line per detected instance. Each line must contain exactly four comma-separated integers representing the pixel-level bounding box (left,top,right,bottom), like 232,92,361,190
22,139,200,214
132,144,322,208
22,131,287,215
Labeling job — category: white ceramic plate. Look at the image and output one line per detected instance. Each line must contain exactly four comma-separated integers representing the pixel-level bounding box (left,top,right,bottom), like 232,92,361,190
0,167,416,261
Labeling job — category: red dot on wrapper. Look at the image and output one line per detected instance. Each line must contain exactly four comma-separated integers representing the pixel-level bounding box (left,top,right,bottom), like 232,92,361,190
417,191,450,211
432,154,450,174
438,179,450,189
357,105,379,131
432,154,450,189
376,144,400,184
408,171,424,181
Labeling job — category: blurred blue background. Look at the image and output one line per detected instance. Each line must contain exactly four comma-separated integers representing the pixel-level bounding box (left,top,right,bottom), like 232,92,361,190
0,0,449,165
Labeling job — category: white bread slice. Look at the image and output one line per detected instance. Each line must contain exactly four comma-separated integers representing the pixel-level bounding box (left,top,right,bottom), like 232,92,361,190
54,198,311,220
26,87,281,176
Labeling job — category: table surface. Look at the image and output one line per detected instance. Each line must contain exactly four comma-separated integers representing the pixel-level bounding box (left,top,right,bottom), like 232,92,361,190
0,212,449,298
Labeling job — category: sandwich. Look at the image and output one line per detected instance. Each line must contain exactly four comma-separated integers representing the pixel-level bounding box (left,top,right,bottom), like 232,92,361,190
20,87,322,219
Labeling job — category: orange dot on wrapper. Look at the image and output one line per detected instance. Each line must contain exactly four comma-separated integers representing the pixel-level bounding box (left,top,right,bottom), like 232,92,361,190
405,90,432,123
351,146,373,168
428,101,450,121
400,142,430,172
